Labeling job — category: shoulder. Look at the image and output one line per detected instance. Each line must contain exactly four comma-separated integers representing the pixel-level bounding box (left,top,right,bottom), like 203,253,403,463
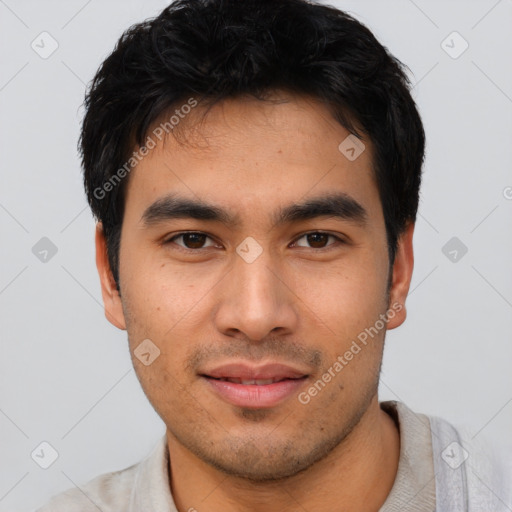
35,435,170,512
456,423,512,510
388,400,512,510
35,463,139,512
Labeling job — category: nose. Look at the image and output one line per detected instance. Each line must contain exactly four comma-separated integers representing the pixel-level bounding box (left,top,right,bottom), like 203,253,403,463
212,243,299,342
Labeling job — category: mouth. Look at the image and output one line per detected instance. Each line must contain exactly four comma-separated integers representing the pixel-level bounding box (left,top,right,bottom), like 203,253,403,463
206,376,301,385
199,362,310,408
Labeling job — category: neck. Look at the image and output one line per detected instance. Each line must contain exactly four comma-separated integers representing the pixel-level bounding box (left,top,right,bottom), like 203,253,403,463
167,396,400,512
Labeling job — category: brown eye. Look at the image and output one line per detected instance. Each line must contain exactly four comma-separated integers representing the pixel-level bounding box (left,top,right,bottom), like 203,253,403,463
182,233,207,248
294,232,340,249
167,232,216,250
307,233,329,248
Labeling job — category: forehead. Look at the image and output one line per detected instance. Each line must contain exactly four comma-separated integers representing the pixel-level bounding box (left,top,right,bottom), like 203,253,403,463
122,93,382,226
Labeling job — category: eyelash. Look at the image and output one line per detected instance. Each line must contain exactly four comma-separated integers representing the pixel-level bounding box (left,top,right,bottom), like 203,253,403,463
163,231,345,252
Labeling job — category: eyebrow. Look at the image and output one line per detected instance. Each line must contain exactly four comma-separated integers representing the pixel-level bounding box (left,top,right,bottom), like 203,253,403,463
140,192,368,229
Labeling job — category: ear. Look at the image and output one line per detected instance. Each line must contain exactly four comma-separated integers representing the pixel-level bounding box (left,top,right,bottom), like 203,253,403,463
386,222,415,330
95,222,126,330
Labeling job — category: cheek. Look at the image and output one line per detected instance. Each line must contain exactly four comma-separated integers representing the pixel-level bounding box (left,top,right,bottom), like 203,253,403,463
303,256,386,319
122,269,213,378
122,258,200,326
130,350,195,423
292,255,388,374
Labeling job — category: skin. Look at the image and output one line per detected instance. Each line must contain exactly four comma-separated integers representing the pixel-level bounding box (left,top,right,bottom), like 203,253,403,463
96,92,414,512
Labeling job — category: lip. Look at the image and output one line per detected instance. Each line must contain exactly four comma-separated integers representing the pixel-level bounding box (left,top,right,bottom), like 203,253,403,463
200,362,309,408
202,362,308,381
203,376,308,408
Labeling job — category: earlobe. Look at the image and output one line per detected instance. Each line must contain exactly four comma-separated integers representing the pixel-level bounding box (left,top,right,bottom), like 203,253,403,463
386,222,415,330
95,222,127,330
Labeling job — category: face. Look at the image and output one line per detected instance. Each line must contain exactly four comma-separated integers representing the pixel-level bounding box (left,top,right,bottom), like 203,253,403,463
97,93,413,481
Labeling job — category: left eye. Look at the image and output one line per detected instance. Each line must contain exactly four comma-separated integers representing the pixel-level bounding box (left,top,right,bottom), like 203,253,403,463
293,232,340,249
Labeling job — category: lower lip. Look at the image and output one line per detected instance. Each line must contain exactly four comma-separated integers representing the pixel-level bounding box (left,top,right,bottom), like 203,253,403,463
203,376,308,408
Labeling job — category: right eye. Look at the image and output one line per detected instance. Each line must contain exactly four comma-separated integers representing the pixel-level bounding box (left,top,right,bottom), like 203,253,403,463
163,232,219,251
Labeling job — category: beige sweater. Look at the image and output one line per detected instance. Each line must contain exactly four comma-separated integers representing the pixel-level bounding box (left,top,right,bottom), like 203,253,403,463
36,400,511,512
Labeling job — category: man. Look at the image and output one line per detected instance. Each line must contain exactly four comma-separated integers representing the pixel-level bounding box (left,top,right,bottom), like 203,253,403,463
37,0,510,510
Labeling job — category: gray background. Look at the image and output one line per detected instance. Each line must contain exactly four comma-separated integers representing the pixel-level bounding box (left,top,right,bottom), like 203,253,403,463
1,0,511,510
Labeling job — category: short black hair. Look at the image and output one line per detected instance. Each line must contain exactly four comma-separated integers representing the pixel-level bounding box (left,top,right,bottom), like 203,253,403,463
80,0,425,289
